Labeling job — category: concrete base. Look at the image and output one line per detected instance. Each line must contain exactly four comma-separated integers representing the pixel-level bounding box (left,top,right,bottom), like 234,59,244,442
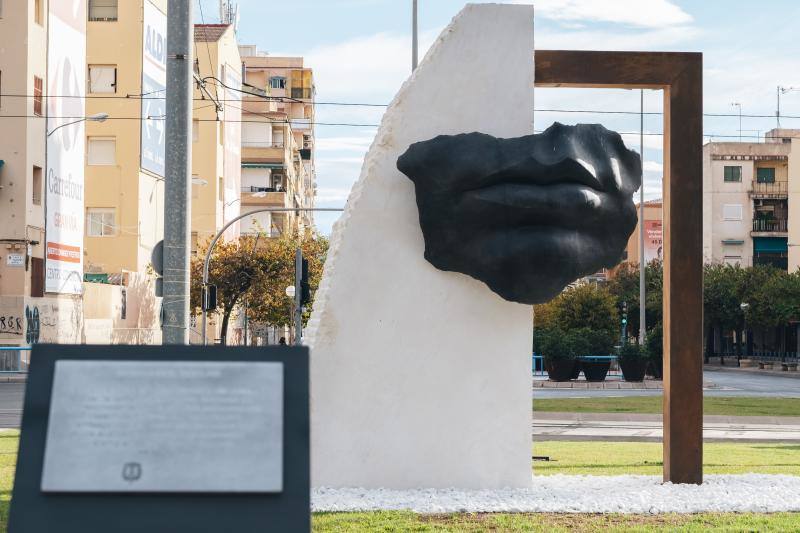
306,4,535,489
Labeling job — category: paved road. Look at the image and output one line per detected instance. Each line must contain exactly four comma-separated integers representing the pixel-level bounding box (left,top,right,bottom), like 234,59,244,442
0,383,24,428
534,368,800,398
533,412,800,442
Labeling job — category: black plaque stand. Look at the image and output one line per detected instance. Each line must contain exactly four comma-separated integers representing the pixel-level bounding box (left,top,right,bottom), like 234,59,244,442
9,344,309,533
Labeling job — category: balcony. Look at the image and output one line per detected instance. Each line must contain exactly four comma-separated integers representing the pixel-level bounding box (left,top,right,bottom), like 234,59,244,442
290,88,312,100
240,186,289,208
751,179,788,198
752,218,788,234
241,142,285,162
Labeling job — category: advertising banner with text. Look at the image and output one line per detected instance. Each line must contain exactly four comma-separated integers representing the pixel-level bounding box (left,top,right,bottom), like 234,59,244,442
644,220,663,263
45,0,87,294
140,1,167,177
223,64,242,239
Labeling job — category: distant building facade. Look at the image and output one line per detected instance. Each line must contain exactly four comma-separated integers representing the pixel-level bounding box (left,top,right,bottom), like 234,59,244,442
238,45,317,237
703,129,800,270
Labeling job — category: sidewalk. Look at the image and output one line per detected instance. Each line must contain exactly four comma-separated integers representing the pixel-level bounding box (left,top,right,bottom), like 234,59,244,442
705,363,800,380
533,412,800,442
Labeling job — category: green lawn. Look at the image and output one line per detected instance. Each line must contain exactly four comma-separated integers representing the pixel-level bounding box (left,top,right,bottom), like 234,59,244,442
533,396,800,417
0,432,797,532
313,512,800,532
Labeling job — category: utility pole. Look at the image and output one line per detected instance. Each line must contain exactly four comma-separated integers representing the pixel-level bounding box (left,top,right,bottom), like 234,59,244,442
638,90,646,345
731,102,742,142
162,0,194,345
412,0,419,71
294,248,303,345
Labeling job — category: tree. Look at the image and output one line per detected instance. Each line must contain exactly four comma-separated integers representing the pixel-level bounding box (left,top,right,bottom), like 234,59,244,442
607,260,663,341
534,282,618,342
703,263,745,358
190,231,328,345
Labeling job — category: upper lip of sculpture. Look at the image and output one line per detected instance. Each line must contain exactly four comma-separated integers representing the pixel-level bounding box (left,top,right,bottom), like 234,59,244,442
460,159,613,197
462,161,608,197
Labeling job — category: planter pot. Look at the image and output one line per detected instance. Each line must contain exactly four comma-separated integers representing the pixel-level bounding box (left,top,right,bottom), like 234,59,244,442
739,358,755,368
647,358,663,380
546,359,578,382
763,363,774,370
619,358,648,382
788,363,798,372
570,360,582,380
758,362,765,369
581,360,611,382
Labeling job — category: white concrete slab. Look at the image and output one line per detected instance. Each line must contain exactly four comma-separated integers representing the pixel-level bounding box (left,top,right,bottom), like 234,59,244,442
306,4,536,489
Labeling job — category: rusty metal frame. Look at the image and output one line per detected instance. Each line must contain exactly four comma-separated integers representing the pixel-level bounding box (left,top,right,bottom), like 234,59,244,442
535,50,704,484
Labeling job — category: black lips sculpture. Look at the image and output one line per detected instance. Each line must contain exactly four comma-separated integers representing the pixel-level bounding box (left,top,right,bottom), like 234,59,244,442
397,122,642,305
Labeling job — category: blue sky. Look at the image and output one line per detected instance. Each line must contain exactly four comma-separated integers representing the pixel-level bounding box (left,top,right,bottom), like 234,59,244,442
198,0,800,234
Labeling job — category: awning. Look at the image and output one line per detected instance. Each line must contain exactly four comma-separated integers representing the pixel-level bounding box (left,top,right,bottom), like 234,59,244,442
753,237,787,254
242,163,283,170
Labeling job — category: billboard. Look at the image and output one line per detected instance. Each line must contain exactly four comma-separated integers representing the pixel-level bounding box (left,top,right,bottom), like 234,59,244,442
45,0,87,294
141,1,167,176
223,64,242,239
644,220,663,263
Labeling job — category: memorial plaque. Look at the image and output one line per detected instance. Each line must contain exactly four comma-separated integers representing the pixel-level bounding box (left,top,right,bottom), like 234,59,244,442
9,345,310,533
41,360,283,493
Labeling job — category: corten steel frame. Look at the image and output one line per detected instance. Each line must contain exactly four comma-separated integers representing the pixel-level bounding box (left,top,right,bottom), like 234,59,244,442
535,51,704,484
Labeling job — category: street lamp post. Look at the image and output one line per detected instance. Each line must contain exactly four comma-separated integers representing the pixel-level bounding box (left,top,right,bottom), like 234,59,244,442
46,112,109,137
730,102,742,142
777,86,800,129
200,207,344,345
740,302,750,367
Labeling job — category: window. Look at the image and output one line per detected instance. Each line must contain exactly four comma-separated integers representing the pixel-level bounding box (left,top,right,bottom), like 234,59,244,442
757,167,775,184
33,76,43,116
192,119,199,143
34,0,43,25
191,232,199,256
87,137,116,165
86,208,116,237
272,173,284,191
722,204,743,221
723,165,741,183
89,0,118,21
218,177,224,201
32,166,42,205
270,76,286,90
88,65,117,93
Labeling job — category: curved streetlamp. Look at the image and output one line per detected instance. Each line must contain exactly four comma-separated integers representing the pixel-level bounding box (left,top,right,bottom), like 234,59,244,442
46,112,109,137
201,207,344,345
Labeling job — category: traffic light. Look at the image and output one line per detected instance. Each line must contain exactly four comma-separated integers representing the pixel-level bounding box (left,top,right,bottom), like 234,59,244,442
203,284,217,311
300,259,311,306
621,301,628,325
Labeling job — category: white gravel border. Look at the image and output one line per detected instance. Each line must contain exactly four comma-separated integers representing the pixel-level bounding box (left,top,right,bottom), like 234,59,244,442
312,475,800,514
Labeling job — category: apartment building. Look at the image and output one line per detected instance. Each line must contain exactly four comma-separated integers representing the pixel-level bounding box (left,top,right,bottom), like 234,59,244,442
703,129,800,270
192,23,242,251
0,0,86,350
237,45,317,237
83,0,167,275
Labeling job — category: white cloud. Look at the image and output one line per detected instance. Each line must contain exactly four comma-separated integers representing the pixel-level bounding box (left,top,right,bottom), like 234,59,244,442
513,0,692,29
303,30,438,102
314,135,374,153
643,160,663,173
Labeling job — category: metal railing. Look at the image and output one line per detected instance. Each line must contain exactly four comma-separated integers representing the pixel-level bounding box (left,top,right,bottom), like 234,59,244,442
0,346,32,373
752,218,788,232
241,186,284,193
751,180,788,197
